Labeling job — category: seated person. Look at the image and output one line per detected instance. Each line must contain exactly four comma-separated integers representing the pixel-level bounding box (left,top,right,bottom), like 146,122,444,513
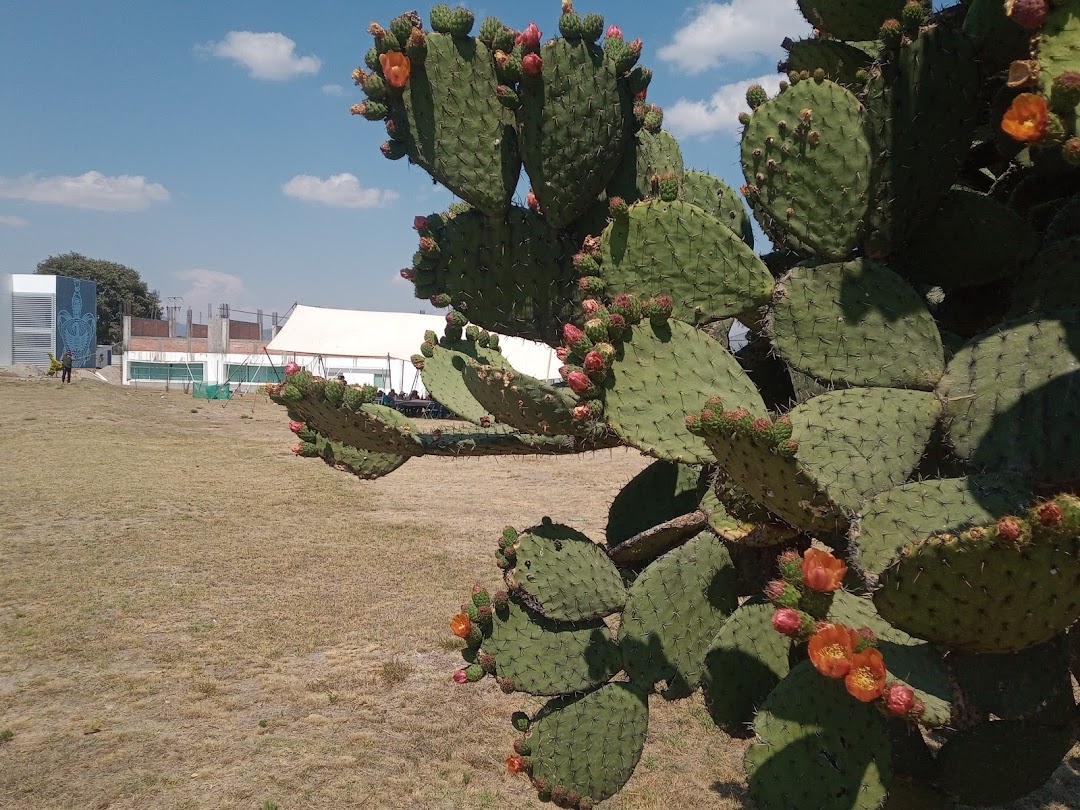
380,389,394,406
409,390,420,400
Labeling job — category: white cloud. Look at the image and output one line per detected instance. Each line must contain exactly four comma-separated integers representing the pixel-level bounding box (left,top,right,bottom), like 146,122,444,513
321,83,346,96
0,171,170,211
0,215,28,227
665,73,785,140
281,173,398,209
173,268,247,302
199,31,321,80
659,0,809,73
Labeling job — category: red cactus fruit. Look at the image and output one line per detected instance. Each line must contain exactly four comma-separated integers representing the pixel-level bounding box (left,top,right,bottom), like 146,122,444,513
522,53,542,76
606,24,622,39
883,683,915,716
997,517,1023,542
583,351,606,372
526,189,540,212
563,323,586,345
567,370,592,394
1037,502,1064,525
555,345,570,361
289,420,304,434
452,668,469,684
413,215,429,232
1005,0,1049,31
285,361,301,375
506,754,527,774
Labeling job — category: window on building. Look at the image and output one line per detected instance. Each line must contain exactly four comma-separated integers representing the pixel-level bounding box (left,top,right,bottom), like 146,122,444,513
226,364,285,384
128,361,205,382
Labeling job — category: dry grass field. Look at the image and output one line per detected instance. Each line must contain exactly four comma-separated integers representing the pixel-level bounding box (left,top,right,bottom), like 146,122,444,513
1,375,1077,810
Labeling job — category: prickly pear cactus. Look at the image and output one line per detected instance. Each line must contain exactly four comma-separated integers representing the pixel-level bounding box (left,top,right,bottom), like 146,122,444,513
275,2,1080,808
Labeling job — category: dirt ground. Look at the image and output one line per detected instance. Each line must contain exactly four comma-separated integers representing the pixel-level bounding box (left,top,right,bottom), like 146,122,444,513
0,376,1077,809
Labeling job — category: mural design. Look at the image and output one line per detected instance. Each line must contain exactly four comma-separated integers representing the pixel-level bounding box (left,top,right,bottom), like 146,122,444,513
56,278,98,367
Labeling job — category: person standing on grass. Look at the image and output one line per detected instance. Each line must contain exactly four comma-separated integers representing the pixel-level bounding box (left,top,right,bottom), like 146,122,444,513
60,350,73,384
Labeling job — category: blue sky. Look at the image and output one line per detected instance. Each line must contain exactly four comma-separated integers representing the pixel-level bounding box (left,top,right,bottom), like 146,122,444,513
0,0,815,319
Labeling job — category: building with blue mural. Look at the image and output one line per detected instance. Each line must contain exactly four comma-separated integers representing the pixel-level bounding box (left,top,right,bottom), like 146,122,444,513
0,273,99,368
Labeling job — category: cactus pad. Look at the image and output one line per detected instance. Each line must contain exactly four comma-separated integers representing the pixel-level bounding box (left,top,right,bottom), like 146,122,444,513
827,591,952,727
606,460,707,549
607,511,708,566
314,435,409,480
460,362,580,435
781,38,874,89
680,169,754,247
517,39,628,228
607,129,685,206
486,597,620,696
935,719,1075,807
746,660,893,810
703,387,941,532
411,206,578,344
702,601,792,731
1009,238,1080,317
796,0,908,41
852,474,1032,580
420,339,504,423
768,259,944,390
893,189,1040,289
527,682,650,803
392,33,520,215
604,319,766,464
953,637,1075,721
600,198,774,324
863,28,979,256
874,496,1080,653
505,521,627,621
938,310,1080,486
741,78,872,260
619,531,738,699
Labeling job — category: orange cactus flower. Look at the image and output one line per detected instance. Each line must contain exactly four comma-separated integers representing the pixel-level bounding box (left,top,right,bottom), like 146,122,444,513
845,648,888,702
1001,93,1050,142
801,548,847,592
808,623,858,678
379,51,411,89
450,612,472,639
506,755,527,774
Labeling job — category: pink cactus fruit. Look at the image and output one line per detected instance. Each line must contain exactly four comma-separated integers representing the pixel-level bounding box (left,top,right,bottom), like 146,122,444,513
452,668,469,684
522,53,543,76
555,345,570,361
290,443,303,455
583,351,606,372
606,24,622,39
572,404,592,420
413,215,429,232
289,420,304,434
515,22,542,48
1038,501,1064,526
996,517,1023,542
771,608,804,637
883,683,915,716
285,361,301,375
567,370,592,394
563,323,587,345
582,298,602,315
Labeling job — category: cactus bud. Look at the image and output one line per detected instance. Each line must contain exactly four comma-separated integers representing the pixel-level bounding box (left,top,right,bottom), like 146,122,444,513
746,84,769,110
567,370,592,395
572,404,592,420
515,22,542,49
608,196,629,217
883,683,915,716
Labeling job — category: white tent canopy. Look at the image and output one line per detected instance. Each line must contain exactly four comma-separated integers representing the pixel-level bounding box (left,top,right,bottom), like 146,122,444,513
266,305,560,391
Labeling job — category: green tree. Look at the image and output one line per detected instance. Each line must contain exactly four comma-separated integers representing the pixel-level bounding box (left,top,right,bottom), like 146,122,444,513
36,252,162,345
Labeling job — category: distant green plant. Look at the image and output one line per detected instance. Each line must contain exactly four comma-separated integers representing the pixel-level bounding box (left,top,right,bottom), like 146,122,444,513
272,2,1080,808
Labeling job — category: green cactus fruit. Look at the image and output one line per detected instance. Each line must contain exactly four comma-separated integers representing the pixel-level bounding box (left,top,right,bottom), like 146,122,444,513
528,683,649,804
745,660,893,810
517,38,629,228
745,84,769,110
380,139,408,160
741,78,872,260
428,4,452,32
558,12,582,40
388,11,420,47
579,13,604,42
510,711,530,732
767,259,944,390
1010,237,1080,316
900,0,928,34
